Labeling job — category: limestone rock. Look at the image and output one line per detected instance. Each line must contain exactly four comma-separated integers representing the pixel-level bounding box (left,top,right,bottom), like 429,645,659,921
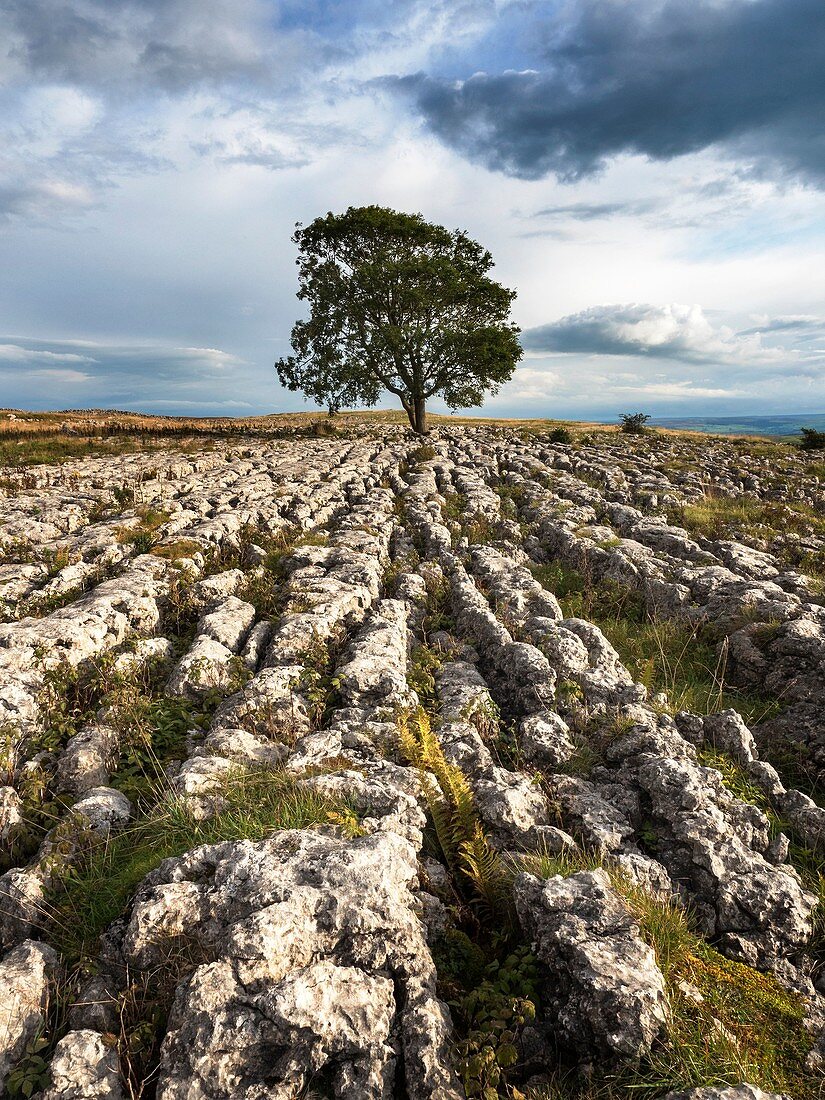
515,869,667,1061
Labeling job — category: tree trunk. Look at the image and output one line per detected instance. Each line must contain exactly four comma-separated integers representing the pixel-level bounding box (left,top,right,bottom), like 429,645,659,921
413,395,427,435
400,394,427,434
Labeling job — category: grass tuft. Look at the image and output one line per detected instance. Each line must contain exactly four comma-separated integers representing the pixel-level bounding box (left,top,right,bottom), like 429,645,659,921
521,846,816,1098
48,768,359,963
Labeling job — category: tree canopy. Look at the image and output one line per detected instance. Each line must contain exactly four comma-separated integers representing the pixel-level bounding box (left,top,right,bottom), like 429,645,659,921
275,205,522,433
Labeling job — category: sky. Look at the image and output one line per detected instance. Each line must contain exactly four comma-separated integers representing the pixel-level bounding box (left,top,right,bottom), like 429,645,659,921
1,0,824,420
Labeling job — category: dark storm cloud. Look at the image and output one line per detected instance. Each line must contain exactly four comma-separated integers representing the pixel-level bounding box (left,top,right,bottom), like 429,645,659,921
391,0,825,184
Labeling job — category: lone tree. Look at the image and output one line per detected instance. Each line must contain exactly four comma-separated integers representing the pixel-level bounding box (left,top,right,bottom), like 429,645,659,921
275,205,522,434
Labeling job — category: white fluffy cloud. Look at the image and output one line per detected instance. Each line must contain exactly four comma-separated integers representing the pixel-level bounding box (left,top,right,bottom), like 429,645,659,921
522,303,787,366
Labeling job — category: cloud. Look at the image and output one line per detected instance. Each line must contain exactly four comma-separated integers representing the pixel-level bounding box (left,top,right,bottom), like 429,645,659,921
0,336,250,412
0,0,446,98
0,177,100,222
2,0,280,94
0,343,96,364
738,315,825,341
0,0,454,228
0,337,242,378
485,366,563,403
30,368,92,383
610,380,743,400
531,200,662,222
390,0,825,185
521,304,787,366
137,398,254,409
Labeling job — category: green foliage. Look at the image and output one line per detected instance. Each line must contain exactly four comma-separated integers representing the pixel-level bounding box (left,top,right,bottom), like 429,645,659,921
0,434,195,468
407,643,443,707
517,843,607,883
275,205,522,433
115,506,170,552
697,747,769,808
397,709,511,922
455,948,539,1099
548,427,573,444
422,572,454,635
5,1034,52,1098
441,491,468,521
410,443,438,462
111,696,204,803
799,427,825,450
296,632,344,728
48,768,360,962
433,927,487,992
162,572,201,646
35,652,126,752
619,412,651,434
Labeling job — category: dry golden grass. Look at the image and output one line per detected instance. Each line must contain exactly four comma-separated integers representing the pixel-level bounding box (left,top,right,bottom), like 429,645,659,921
0,405,797,454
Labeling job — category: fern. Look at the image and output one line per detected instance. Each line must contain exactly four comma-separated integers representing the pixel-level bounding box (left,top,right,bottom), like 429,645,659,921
396,708,512,925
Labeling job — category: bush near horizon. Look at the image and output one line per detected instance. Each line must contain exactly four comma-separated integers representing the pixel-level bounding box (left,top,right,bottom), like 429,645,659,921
800,427,825,450
619,412,651,434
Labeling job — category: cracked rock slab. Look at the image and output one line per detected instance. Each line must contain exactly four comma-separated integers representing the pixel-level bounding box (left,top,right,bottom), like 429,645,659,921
117,829,461,1100
514,868,667,1062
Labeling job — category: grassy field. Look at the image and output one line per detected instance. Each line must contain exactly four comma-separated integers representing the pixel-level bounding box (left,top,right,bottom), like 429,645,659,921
0,405,808,468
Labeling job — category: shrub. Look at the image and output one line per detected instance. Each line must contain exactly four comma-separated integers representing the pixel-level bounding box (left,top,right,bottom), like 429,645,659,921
799,427,825,450
548,427,572,444
455,948,539,1099
619,412,651,434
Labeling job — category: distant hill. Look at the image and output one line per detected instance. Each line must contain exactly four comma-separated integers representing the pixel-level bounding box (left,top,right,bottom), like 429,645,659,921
650,413,825,438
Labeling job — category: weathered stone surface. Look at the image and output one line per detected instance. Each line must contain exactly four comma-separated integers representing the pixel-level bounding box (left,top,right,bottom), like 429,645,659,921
56,724,121,795
0,940,58,1091
1,425,823,1095
118,830,461,1099
0,787,23,844
519,711,576,767
0,870,46,950
196,596,256,653
634,752,815,958
515,869,667,1060
37,1029,124,1100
